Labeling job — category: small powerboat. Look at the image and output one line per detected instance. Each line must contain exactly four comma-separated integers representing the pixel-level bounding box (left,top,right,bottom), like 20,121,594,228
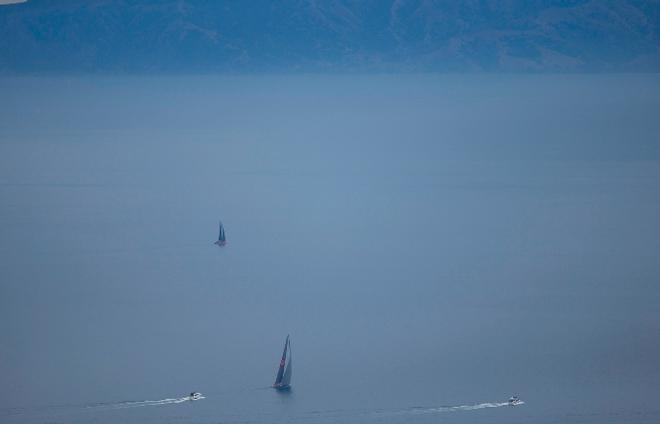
189,392,202,401
508,395,522,406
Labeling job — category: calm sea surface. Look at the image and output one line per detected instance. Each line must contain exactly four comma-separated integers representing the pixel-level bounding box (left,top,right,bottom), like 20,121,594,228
1,75,659,424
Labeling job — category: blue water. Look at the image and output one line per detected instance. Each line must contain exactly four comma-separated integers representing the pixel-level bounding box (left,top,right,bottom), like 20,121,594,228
1,75,659,424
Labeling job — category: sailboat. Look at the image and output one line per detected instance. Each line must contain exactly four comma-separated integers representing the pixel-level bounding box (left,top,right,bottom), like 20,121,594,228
272,335,292,390
214,221,227,246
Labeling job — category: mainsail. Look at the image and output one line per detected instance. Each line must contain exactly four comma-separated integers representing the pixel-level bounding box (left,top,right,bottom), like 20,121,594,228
273,335,291,388
215,221,226,245
281,340,292,387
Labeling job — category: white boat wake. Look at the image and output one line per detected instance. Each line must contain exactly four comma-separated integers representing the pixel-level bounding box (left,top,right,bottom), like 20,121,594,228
89,395,205,410
1,395,205,419
374,400,524,417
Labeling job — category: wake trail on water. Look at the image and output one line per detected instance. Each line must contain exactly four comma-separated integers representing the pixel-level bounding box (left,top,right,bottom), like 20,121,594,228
1,395,205,419
373,400,524,417
294,400,524,422
87,395,205,410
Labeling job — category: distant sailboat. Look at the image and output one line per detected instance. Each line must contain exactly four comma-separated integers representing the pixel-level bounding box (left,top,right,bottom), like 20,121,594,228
272,335,292,390
214,221,227,246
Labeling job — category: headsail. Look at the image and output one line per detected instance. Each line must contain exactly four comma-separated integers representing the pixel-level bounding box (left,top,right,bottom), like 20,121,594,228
273,335,290,388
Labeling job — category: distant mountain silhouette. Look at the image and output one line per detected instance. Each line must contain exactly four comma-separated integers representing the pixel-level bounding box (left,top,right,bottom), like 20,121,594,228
1,0,659,73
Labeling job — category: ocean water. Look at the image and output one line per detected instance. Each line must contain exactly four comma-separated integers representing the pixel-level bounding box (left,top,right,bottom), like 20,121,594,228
1,74,659,424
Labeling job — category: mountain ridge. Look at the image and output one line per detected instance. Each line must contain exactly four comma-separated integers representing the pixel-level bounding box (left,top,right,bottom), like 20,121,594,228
1,0,659,73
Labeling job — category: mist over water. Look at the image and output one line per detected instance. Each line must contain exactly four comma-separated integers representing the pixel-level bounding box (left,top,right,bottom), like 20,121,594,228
1,74,659,424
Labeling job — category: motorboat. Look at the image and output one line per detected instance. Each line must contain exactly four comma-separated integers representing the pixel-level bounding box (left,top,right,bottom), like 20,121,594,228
508,395,522,406
189,392,203,401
